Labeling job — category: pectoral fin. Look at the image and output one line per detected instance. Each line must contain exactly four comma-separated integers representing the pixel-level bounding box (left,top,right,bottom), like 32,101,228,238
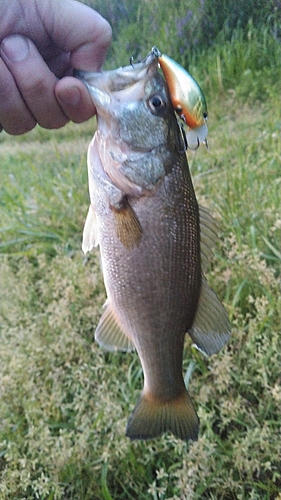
113,199,142,250
82,205,99,254
188,275,231,355
95,301,135,352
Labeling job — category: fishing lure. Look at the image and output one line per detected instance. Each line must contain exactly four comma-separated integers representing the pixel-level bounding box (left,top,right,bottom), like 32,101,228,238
152,47,208,148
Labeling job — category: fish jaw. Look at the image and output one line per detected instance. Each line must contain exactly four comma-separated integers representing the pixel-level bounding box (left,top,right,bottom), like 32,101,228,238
75,51,159,116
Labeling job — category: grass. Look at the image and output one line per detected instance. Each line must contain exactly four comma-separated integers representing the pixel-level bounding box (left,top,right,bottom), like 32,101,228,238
0,36,281,500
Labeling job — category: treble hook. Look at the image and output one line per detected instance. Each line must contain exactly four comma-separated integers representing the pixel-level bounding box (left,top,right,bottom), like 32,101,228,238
187,138,200,151
177,121,188,154
203,138,209,150
177,121,203,153
151,46,162,58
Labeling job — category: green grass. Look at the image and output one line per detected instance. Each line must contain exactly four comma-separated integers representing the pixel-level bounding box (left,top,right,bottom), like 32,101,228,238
0,36,281,500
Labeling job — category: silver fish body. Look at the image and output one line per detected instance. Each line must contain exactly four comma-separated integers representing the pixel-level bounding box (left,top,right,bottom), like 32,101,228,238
77,50,230,441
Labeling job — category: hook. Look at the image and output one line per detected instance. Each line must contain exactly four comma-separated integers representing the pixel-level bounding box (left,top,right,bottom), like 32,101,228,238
177,121,188,154
177,121,202,153
187,138,200,151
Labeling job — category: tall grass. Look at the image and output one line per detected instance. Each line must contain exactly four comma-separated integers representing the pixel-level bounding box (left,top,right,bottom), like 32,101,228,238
87,0,281,54
193,23,281,101
0,123,93,256
0,13,280,500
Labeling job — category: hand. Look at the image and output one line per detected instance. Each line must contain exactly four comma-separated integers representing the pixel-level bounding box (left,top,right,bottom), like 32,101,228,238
0,0,112,135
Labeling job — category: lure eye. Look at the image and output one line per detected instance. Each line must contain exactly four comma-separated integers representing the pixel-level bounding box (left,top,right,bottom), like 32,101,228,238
176,105,183,114
148,94,165,113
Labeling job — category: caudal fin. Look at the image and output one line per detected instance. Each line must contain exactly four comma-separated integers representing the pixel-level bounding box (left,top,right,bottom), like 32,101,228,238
126,391,199,442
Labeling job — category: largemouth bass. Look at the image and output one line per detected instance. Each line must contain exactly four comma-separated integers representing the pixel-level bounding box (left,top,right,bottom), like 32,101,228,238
76,48,230,442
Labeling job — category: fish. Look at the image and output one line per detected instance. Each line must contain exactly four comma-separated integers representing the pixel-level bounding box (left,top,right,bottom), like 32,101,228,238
152,47,208,148
76,48,230,442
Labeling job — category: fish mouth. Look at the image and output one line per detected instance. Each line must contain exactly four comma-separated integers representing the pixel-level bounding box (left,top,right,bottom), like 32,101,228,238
74,48,160,110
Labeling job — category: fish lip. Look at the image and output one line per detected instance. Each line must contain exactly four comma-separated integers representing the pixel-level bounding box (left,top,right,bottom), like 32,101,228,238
74,46,159,83
74,61,158,89
74,48,160,108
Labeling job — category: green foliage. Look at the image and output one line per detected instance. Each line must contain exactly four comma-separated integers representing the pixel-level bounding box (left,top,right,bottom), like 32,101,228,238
85,0,281,50
0,122,94,256
198,0,280,44
0,6,281,498
192,24,281,101
84,0,281,72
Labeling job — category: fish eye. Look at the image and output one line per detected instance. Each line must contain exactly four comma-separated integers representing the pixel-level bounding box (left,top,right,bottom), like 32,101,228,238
148,94,165,113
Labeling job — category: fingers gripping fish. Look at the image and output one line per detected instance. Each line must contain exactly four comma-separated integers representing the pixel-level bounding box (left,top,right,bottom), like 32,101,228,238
76,48,230,442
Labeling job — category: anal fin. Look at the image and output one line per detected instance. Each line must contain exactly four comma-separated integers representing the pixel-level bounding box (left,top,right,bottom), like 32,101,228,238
95,301,135,352
188,275,231,356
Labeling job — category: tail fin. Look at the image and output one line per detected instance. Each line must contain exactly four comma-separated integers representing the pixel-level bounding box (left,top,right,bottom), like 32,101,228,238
126,391,199,442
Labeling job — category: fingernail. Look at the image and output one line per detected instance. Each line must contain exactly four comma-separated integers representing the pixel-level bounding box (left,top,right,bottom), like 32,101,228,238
1,34,29,62
58,87,81,106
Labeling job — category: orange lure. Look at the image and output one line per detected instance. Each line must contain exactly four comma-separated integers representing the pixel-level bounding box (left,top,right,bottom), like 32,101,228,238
154,49,208,147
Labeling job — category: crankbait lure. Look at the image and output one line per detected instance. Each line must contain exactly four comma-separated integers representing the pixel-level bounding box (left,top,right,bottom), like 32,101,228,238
152,47,208,148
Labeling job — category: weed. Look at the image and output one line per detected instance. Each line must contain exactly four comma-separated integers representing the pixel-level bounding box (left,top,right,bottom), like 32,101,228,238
0,13,280,499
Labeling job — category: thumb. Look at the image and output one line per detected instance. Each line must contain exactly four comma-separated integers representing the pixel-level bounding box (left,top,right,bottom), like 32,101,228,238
46,0,112,71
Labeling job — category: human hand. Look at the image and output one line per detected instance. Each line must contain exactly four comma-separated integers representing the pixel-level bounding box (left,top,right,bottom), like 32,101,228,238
0,0,112,135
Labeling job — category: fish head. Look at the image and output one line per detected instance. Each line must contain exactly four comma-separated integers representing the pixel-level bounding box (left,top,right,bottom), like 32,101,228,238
75,49,183,193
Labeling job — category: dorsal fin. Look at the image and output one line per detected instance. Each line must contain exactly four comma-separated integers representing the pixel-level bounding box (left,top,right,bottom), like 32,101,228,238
95,301,135,352
199,205,219,271
188,275,231,355
82,205,99,254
